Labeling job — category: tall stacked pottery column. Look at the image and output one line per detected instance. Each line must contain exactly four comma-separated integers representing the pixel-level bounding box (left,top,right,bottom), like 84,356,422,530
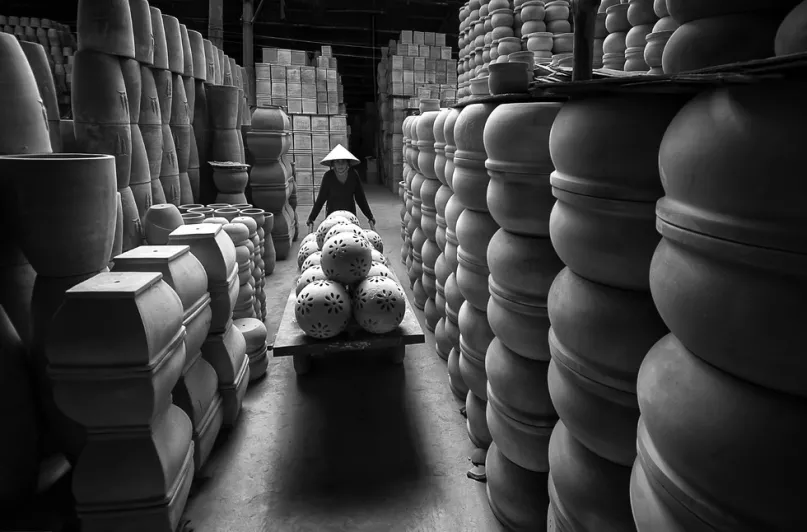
432,107,453,362
408,116,426,306
402,115,416,269
453,102,498,470
187,30,208,203
158,14,186,206
139,4,166,205
546,94,686,529
632,82,807,531
416,100,443,332
248,106,292,260
73,0,139,251
483,102,564,530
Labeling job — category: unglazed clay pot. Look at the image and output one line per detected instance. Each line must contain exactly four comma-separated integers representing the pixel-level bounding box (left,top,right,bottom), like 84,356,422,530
188,30,207,82
776,0,807,55
665,0,800,24
352,276,406,334
453,103,497,212
295,280,352,339
144,203,184,245
321,233,373,285
603,31,627,53
77,0,136,58
486,442,550,530
662,13,781,74
626,23,654,46
18,41,61,152
631,334,807,531
605,3,631,32
644,30,673,67
548,421,636,531
624,46,649,71
0,154,117,276
627,0,658,26
130,0,154,65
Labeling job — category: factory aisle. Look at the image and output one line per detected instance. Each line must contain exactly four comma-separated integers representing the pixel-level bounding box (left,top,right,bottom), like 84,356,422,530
183,185,505,532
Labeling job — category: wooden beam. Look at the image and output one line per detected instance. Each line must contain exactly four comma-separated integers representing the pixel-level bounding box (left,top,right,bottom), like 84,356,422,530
571,0,601,81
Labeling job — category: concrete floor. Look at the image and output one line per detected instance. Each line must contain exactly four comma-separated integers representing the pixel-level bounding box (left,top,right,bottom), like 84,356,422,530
183,185,506,532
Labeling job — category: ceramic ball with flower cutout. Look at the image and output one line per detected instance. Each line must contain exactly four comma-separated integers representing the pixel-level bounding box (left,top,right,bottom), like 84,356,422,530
363,230,384,252
294,280,352,339
297,240,320,271
301,251,322,272
295,265,328,296
320,232,373,285
316,216,350,249
327,210,360,226
352,276,407,334
324,222,369,246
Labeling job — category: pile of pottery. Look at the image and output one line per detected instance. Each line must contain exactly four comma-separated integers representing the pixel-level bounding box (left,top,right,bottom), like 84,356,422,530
776,1,807,56
17,40,62,153
624,0,659,72
405,113,426,307
295,211,399,339
643,1,677,74
457,1,474,98
602,0,630,70
661,0,793,74
453,103,500,477
545,1,574,67
631,80,807,531
400,115,415,265
247,106,296,261
517,1,552,65
546,93,688,528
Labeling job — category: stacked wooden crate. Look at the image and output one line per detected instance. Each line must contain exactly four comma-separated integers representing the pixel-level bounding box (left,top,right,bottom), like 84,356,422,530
290,114,350,206
256,45,345,115
376,30,457,192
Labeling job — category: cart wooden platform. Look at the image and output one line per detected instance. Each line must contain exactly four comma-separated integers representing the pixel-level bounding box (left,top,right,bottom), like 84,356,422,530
272,280,426,375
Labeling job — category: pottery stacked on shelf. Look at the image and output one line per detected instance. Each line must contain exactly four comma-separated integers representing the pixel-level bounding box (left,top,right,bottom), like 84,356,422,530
46,271,194,532
72,0,142,252
624,0,658,72
544,1,573,66
111,245,221,473
518,2,552,65
169,224,250,428
546,94,688,528
234,317,269,382
406,115,427,308
237,208,270,319
483,102,564,530
400,115,414,265
439,109,470,401
662,0,796,73
489,0,517,66
233,215,264,319
593,7,607,67
644,0,677,74
453,103,499,477
416,100,444,332
631,80,807,531
224,220,257,320
431,108,454,362
602,0,630,70
247,106,294,260
479,0,493,69
457,2,471,98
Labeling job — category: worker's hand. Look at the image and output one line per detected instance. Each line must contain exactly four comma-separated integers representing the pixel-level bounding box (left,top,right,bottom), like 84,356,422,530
368,219,376,231
306,221,315,234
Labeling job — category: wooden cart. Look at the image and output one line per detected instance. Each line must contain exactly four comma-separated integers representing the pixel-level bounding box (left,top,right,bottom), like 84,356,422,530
272,282,426,375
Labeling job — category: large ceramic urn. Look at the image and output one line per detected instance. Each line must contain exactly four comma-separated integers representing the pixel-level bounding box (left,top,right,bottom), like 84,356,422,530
452,102,498,467
481,102,566,530
547,93,688,528
630,81,807,531
431,108,453,361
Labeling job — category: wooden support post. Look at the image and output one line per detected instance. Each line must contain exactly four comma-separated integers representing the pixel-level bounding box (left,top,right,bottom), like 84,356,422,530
572,0,602,82
243,0,255,106
208,0,224,49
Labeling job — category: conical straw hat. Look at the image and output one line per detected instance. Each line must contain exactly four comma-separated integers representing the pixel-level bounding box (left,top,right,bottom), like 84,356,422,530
320,144,360,166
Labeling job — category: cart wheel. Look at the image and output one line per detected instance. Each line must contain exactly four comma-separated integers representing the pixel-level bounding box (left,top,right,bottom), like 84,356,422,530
293,354,312,375
389,346,405,365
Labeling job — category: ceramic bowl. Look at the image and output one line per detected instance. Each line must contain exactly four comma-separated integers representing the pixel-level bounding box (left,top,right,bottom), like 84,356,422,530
508,50,536,65
553,32,574,53
605,3,631,33
488,61,532,94
521,19,547,34
626,23,654,47
470,77,491,96
525,31,553,52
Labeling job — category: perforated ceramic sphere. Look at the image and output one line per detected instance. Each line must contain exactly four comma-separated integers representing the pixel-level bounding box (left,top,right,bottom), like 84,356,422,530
295,280,352,339
297,241,320,271
366,262,394,280
327,210,360,225
352,276,406,334
363,230,384,252
371,249,390,266
295,265,328,296
301,233,318,248
301,251,322,272
321,233,373,284
316,216,350,249
324,222,369,246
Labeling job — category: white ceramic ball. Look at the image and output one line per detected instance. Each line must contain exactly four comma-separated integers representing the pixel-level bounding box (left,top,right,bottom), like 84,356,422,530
295,265,328,296
327,210,360,225
297,241,320,271
295,280,352,339
320,232,374,284
363,230,383,252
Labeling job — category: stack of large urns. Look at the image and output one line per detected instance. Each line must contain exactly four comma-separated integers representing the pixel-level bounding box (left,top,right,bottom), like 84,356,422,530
603,0,629,70
19,40,62,151
168,224,250,429
545,93,688,529
401,115,415,265
416,100,443,332
0,37,79,500
248,106,294,260
544,1,574,67
644,0,678,75
238,207,270,321
517,1,552,66
431,108,453,362
479,1,492,69
72,0,144,253
407,115,428,309
225,218,257,320
483,102,565,530
453,103,499,474
661,0,795,74
624,0,658,72
630,56,807,532
111,244,221,474
457,3,470,99
489,0,517,65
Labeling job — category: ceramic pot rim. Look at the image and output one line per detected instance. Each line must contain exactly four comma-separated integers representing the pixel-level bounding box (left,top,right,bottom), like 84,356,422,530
0,153,115,162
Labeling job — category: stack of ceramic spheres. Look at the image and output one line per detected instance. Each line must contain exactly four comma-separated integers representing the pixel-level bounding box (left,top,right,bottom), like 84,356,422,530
72,0,144,252
225,219,257,320
483,102,564,529
602,0,630,70
248,106,294,261
18,41,62,152
111,244,221,473
624,0,658,72
416,100,443,333
47,269,193,532
401,115,415,265
630,80,807,531
517,1,552,65
644,0,678,75
453,103,499,475
431,108,453,362
546,94,687,528
169,224,250,428
457,2,471,99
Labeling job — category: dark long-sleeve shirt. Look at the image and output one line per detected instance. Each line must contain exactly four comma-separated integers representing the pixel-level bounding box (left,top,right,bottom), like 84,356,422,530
307,169,374,223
